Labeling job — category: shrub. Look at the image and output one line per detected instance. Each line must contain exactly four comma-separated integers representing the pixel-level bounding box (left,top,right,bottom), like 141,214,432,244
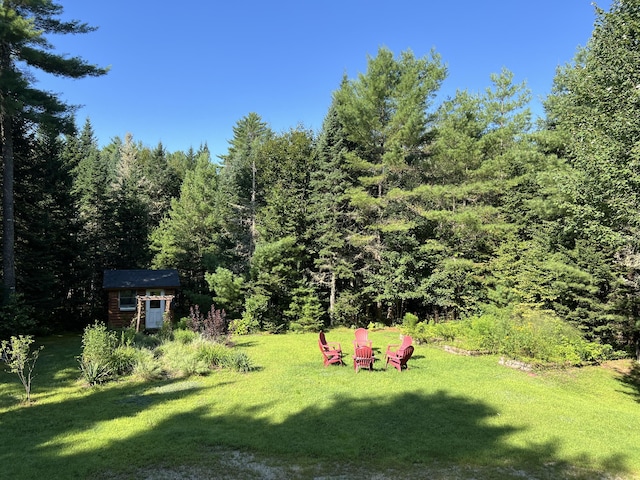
194,340,229,367
158,313,173,341
188,304,229,342
173,329,198,344
286,286,324,333
0,294,37,339
78,357,112,386
0,335,43,404
228,317,257,336
81,321,118,365
111,345,138,376
402,313,419,330
79,322,118,384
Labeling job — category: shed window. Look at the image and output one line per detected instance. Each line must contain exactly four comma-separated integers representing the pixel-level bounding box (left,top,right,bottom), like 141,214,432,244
119,290,136,311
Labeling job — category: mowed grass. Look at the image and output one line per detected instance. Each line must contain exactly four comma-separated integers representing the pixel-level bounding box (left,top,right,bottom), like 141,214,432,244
1,328,639,479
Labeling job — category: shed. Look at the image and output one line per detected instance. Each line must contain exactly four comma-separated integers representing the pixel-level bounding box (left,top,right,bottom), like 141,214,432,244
103,269,180,330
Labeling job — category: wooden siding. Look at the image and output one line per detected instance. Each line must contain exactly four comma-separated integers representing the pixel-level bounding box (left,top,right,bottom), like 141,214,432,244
107,288,176,329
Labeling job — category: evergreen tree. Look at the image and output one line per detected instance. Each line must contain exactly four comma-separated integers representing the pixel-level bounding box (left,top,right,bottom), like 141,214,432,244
68,119,112,322
0,1,107,299
541,0,640,355
308,103,358,323
150,151,229,305
15,125,78,329
219,113,272,268
333,47,447,323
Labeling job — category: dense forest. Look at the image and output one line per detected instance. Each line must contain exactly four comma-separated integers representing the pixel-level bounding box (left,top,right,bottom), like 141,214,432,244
2,1,640,359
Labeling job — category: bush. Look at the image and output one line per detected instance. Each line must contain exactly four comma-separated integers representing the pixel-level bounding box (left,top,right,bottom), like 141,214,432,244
229,316,258,336
0,335,43,404
405,305,618,366
188,304,229,342
81,321,118,365
173,329,198,344
192,340,228,367
0,294,37,339
286,286,324,333
111,345,138,376
78,357,112,385
79,322,118,384
402,313,419,330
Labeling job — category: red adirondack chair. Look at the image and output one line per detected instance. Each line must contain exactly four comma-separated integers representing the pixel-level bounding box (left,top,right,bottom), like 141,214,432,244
385,335,413,360
318,331,343,367
353,328,372,349
353,345,375,372
385,344,414,371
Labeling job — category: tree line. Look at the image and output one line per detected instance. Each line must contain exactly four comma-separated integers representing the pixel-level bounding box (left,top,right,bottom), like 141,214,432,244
1,1,639,358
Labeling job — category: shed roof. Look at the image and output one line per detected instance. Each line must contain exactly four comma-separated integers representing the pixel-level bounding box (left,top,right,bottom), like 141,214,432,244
103,269,180,289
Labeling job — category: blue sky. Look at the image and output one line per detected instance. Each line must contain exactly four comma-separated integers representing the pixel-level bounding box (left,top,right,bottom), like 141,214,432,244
38,1,611,158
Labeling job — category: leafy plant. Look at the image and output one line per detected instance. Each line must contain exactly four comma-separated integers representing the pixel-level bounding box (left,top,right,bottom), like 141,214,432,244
131,348,162,380
0,335,43,404
188,304,229,343
286,286,324,333
0,294,37,339
78,357,112,386
221,350,254,373
79,321,118,384
81,321,118,364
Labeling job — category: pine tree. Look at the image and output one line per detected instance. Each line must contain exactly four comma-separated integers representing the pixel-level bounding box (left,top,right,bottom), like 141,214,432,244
219,113,272,266
308,103,357,323
0,1,107,299
542,0,640,355
332,47,447,323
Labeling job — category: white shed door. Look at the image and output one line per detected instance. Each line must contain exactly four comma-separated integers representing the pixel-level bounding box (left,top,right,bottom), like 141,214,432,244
145,289,165,329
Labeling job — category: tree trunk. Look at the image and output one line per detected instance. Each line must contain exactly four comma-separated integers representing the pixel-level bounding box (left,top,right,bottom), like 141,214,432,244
1,113,15,300
329,271,336,325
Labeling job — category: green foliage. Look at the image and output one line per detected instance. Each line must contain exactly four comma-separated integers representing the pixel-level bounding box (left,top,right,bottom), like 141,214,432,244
332,290,364,327
229,316,259,336
150,150,226,299
173,328,198,344
77,357,112,386
404,306,618,366
157,341,211,377
0,293,37,339
221,350,254,373
0,335,43,404
81,322,118,365
286,286,325,333
206,267,245,319
131,348,163,381
111,345,138,376
402,312,420,330
79,321,118,384
194,340,230,367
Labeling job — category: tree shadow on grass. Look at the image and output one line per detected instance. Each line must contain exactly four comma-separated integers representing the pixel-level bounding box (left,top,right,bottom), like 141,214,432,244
0,379,630,479
0,334,632,479
617,360,640,402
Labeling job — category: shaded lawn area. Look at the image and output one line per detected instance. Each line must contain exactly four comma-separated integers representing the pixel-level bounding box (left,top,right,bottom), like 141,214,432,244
0,329,638,479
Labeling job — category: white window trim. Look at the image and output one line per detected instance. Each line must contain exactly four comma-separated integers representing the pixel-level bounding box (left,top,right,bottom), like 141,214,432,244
118,290,137,311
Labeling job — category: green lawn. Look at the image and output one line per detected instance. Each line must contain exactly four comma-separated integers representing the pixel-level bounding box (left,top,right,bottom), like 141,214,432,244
1,328,639,479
